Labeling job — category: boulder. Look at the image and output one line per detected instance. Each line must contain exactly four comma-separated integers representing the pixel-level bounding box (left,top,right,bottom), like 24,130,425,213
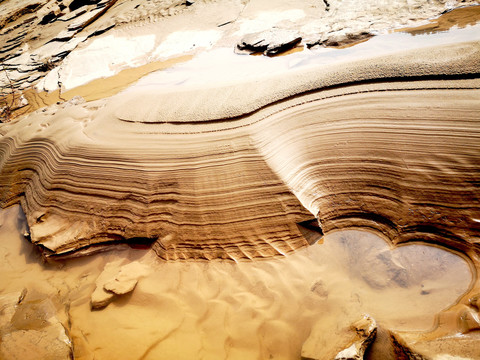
91,260,150,309
302,315,377,360
236,29,302,56
306,30,373,48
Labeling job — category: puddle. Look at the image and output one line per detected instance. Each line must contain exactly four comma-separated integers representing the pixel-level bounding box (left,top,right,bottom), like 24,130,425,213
398,5,480,35
0,205,473,359
4,55,193,120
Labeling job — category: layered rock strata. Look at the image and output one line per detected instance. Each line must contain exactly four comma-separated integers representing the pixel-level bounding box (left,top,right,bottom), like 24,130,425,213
0,41,479,260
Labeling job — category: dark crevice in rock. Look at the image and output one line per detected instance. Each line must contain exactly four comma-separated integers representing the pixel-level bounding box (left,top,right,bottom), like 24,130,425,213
69,0,101,11
323,0,330,11
0,2,44,30
39,11,58,25
297,219,323,245
87,23,115,37
40,236,158,261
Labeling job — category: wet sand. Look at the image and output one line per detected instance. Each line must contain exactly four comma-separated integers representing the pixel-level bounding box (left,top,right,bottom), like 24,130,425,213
399,5,480,35
0,205,474,359
2,55,193,120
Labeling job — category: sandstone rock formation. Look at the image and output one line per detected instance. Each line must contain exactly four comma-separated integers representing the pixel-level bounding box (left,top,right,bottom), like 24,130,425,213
335,316,377,360
0,38,479,260
458,302,480,333
364,326,429,360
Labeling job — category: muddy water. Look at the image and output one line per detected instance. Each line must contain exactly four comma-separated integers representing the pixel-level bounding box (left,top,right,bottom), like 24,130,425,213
399,5,480,35
4,55,193,121
0,205,473,359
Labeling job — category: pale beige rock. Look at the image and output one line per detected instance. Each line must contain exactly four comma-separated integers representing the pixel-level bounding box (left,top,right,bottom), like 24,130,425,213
91,260,151,309
90,288,115,310
104,261,150,295
302,315,377,360
91,260,124,309
104,278,137,295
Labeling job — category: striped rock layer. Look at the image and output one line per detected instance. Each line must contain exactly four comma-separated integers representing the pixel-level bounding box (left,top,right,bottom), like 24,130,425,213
1,41,479,260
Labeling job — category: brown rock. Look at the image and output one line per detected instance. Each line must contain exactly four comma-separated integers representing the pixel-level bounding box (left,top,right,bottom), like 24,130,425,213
334,316,377,360
365,326,429,360
458,307,480,334
307,30,373,48
90,260,124,309
469,293,480,310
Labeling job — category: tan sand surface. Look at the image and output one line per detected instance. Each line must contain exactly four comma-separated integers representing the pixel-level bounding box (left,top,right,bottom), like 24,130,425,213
0,205,473,359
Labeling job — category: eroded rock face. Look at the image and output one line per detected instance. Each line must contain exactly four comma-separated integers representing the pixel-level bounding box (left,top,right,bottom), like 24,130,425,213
0,41,479,260
458,301,480,334
364,326,429,360
335,316,377,360
0,0,118,100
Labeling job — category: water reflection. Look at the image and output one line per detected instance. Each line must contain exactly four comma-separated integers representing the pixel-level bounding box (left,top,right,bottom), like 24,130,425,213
400,5,480,35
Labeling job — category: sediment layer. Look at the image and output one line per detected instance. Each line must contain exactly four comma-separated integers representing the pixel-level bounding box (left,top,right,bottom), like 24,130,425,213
0,41,479,259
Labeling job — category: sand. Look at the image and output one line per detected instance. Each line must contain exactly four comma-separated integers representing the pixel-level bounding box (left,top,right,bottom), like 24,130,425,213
0,205,474,359
1,1,480,359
